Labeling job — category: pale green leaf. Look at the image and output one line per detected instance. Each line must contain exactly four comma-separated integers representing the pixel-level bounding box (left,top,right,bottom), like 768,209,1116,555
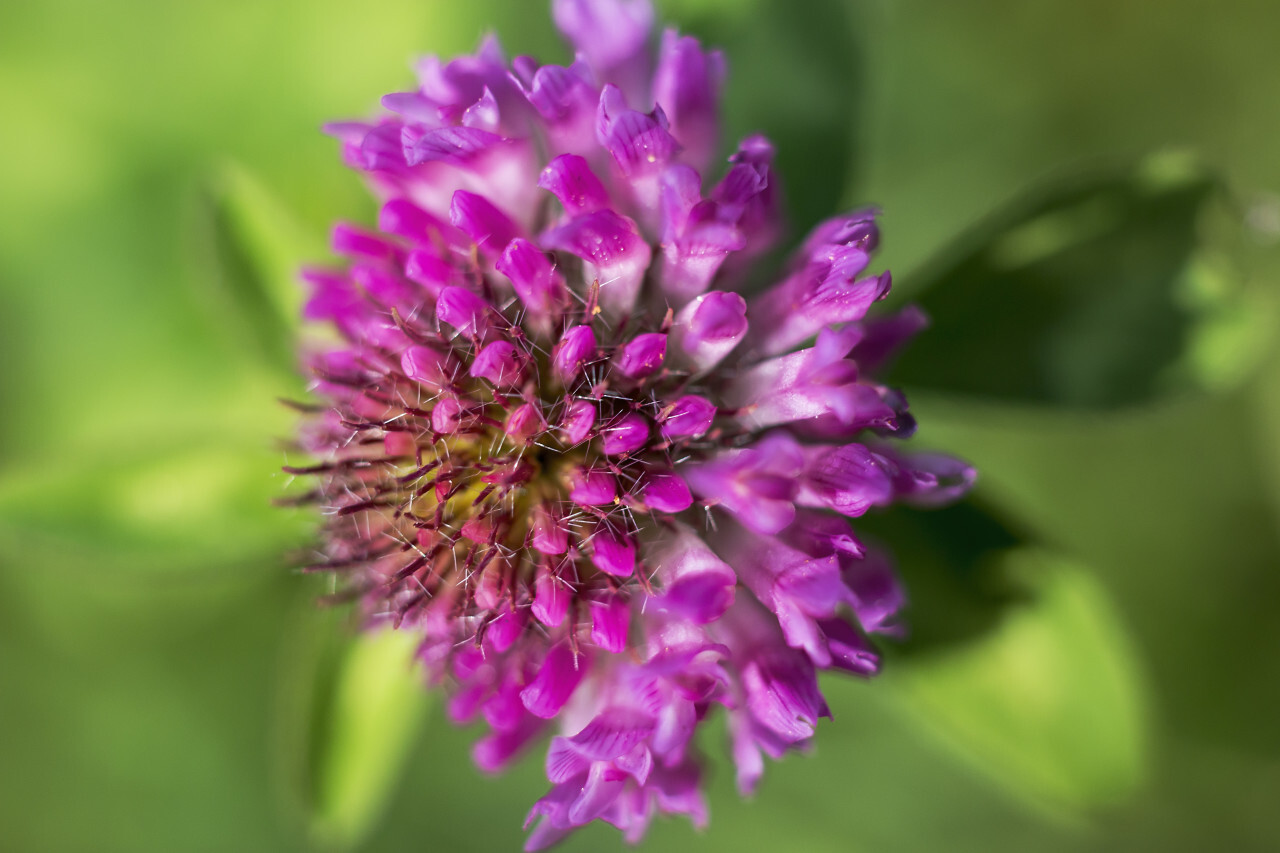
310,626,430,850
890,554,1148,817
197,161,327,372
0,437,310,574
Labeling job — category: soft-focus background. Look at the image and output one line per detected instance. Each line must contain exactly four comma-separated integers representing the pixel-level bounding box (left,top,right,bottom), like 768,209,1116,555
2,1,1278,851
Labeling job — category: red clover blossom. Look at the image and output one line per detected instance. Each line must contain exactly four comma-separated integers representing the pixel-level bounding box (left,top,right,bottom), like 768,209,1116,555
289,1,974,847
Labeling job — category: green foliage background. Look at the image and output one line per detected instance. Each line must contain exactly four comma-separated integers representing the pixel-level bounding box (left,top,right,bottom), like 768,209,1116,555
1,1,1278,850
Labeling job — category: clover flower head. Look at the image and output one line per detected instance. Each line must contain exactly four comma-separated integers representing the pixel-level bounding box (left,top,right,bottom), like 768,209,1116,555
290,0,974,847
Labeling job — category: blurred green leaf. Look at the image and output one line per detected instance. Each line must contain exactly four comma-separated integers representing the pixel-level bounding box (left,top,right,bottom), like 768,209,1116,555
891,555,1147,817
914,385,1280,758
891,153,1241,408
858,496,1031,653
309,626,429,850
0,435,309,575
197,162,326,374
1176,250,1279,393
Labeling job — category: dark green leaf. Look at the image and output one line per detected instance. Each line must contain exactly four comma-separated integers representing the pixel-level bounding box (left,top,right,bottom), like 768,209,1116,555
858,495,1031,653
890,154,1222,408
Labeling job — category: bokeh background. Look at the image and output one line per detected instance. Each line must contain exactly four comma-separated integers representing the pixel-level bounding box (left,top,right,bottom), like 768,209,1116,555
2,0,1278,851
